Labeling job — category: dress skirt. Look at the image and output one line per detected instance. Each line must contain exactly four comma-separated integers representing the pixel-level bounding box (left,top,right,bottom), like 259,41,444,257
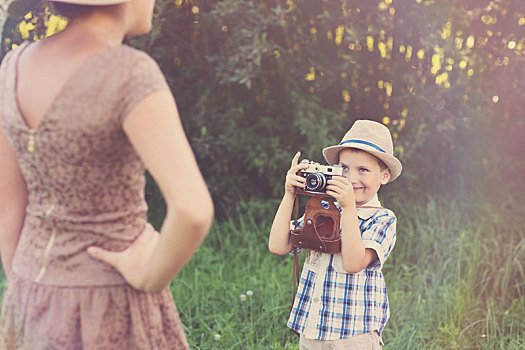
0,272,189,349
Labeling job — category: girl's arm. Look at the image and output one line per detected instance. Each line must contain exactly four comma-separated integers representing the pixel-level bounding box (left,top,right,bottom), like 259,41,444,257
0,122,29,278
88,90,213,292
268,152,308,255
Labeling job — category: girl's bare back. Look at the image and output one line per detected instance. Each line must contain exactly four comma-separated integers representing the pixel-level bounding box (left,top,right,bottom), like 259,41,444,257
16,33,116,129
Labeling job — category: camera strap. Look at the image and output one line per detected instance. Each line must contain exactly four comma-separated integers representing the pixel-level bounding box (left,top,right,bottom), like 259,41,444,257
289,194,301,337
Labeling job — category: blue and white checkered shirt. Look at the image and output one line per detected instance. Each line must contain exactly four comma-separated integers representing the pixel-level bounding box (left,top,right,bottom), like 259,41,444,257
287,195,397,340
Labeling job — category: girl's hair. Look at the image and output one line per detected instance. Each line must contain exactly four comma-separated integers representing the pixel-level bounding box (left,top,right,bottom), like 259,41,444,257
52,3,97,19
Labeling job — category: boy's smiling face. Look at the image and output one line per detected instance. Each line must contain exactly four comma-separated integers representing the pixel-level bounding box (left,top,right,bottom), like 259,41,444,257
337,148,390,205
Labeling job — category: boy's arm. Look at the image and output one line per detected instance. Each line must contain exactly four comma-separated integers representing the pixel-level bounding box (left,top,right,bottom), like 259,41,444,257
326,178,377,273
268,192,295,255
340,206,378,273
268,152,308,255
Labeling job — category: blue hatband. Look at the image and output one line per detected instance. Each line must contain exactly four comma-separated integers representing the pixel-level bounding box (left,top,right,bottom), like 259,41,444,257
339,139,386,153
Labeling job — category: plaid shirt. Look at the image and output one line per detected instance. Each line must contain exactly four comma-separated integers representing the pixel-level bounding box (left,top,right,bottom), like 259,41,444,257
287,195,397,340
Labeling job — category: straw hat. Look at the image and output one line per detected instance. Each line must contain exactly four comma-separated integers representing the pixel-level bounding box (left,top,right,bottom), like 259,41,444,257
322,120,403,181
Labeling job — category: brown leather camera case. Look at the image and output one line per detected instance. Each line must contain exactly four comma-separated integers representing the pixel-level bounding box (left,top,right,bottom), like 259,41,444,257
290,195,341,254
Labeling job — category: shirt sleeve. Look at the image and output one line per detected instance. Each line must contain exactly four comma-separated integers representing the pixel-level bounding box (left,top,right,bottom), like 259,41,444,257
118,51,170,125
288,214,305,255
361,211,397,271
290,214,305,231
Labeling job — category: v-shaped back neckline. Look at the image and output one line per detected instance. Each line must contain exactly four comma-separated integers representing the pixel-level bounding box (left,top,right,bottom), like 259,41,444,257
13,41,123,131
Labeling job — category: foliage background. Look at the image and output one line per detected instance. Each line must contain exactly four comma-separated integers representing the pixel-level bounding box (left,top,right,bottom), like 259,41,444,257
2,0,524,211
1,0,524,348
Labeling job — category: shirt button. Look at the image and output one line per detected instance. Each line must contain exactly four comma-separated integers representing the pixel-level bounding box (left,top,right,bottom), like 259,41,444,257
314,298,320,303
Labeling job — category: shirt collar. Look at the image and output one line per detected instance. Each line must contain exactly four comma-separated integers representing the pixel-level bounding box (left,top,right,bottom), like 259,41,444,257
357,194,382,220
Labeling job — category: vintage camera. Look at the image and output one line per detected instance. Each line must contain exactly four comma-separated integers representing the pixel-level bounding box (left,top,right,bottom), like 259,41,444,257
298,159,344,194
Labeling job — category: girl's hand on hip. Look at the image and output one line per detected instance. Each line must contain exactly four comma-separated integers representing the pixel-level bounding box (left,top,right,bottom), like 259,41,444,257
326,176,355,208
87,224,160,291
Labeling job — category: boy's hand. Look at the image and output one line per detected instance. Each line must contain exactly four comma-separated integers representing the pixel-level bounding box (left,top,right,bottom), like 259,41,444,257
285,151,309,196
326,176,356,208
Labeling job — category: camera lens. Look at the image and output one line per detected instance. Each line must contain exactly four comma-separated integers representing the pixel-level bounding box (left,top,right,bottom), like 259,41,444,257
305,173,326,191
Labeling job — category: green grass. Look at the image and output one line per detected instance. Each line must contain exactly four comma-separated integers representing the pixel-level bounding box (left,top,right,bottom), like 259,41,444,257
170,194,524,349
382,195,525,349
1,195,523,349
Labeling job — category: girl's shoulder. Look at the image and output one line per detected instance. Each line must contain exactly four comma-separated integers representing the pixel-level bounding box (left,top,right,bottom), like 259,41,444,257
0,42,30,71
114,44,160,68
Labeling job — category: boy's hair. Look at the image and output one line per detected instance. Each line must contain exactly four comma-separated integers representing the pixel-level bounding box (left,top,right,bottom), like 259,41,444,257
377,157,388,171
338,148,389,172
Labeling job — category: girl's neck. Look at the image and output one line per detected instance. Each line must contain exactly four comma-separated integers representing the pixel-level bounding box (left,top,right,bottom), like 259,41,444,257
61,10,128,47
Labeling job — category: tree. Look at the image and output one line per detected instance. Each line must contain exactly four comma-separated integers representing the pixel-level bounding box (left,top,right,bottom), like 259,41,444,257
2,0,524,216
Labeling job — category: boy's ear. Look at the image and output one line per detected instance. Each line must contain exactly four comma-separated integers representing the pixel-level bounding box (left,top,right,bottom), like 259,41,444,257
381,169,391,185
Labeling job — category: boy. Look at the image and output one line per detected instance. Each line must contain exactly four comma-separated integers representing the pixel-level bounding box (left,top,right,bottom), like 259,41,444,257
269,120,402,349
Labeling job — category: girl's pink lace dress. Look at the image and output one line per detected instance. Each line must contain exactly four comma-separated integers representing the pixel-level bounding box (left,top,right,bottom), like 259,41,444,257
0,42,188,349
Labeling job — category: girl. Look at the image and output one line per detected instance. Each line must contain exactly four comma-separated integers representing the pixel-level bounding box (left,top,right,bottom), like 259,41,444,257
0,0,213,348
